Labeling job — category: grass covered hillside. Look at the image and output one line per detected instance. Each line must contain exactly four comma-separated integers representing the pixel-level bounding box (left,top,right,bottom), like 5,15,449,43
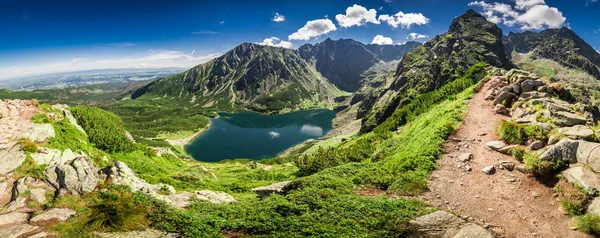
360,9,513,132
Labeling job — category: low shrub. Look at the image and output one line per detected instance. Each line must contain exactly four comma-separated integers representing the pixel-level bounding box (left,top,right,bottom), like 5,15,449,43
511,148,525,162
86,186,151,231
31,112,51,124
575,213,600,235
523,152,554,177
497,121,548,145
18,137,38,153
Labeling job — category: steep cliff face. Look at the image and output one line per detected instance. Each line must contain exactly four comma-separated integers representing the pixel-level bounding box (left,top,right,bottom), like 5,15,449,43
504,28,600,78
360,9,513,132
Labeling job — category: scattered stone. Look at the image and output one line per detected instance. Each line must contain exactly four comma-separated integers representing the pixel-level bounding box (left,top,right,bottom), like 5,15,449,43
558,125,595,139
0,212,28,226
30,188,47,204
521,80,543,92
482,165,496,175
458,153,473,162
486,141,506,152
494,104,509,115
493,91,516,105
500,161,515,171
167,192,194,208
562,166,600,192
515,165,527,173
0,224,40,238
529,140,545,150
30,208,76,223
194,190,236,204
410,211,493,238
252,181,291,199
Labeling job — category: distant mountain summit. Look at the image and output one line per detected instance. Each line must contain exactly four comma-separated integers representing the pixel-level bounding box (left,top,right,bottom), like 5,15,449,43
298,38,421,91
504,27,600,78
361,9,513,132
130,39,420,112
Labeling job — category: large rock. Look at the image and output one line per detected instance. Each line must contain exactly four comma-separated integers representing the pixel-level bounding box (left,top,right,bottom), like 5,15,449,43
25,124,55,142
528,99,570,112
409,211,493,238
194,190,235,204
44,157,99,195
30,188,47,204
167,192,194,208
30,208,76,223
493,91,516,105
252,181,291,198
552,111,588,126
0,143,26,176
540,139,579,163
31,148,83,166
100,161,172,203
520,79,544,92
588,197,600,216
494,104,509,115
486,141,506,151
0,212,29,226
3,197,26,213
562,166,600,192
558,125,595,139
0,224,40,238
577,141,600,172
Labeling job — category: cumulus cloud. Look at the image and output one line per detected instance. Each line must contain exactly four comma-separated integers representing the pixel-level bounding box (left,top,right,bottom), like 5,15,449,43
288,19,337,40
371,35,393,45
258,37,293,48
378,11,430,28
0,50,221,80
335,4,380,28
273,12,285,22
408,33,428,40
468,0,566,30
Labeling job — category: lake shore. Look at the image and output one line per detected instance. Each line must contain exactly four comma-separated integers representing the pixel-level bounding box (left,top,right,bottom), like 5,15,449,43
166,120,212,152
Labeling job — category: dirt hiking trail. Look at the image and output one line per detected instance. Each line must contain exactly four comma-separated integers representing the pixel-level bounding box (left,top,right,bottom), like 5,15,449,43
421,77,591,238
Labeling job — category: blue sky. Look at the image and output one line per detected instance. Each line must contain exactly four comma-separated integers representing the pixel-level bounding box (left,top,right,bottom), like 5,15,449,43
0,0,599,79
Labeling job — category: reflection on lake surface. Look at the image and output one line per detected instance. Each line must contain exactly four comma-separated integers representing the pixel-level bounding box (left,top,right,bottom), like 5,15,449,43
185,109,336,162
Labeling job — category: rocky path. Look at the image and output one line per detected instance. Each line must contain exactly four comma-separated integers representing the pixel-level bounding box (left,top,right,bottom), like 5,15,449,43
421,77,591,238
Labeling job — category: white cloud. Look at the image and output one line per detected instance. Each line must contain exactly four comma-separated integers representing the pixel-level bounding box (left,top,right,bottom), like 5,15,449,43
258,37,293,48
515,0,545,10
0,50,221,80
219,20,225,24
371,35,393,45
288,19,337,41
378,11,430,28
273,12,285,22
468,0,566,30
407,33,428,40
335,4,380,28
191,49,195,56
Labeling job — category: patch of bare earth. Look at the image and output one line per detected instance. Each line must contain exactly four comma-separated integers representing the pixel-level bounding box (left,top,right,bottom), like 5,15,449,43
420,78,591,238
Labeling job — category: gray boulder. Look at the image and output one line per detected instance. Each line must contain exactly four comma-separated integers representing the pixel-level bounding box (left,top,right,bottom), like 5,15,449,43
540,139,579,163
252,181,291,198
552,111,588,126
558,125,595,139
576,141,600,172
3,197,26,213
529,140,545,150
30,188,47,204
194,190,235,204
493,91,516,105
0,224,40,238
494,104,509,115
486,141,506,152
0,143,26,176
562,166,600,192
521,79,544,92
44,157,99,196
588,197,600,216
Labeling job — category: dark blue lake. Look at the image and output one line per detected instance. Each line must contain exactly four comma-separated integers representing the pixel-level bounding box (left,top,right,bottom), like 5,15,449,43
185,109,336,162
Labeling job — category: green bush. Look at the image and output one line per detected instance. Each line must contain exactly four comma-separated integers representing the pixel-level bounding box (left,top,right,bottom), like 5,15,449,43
523,152,564,178
497,121,548,145
86,186,151,231
511,148,526,162
576,213,600,235
70,106,136,153
18,137,38,153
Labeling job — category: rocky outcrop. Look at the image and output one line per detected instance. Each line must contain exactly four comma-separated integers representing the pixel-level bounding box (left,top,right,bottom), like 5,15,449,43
562,166,600,192
558,125,595,139
44,157,100,196
409,211,494,238
0,212,29,226
0,224,41,238
540,139,579,163
29,188,47,204
252,181,291,198
30,208,76,223
0,143,26,176
551,111,588,127
31,148,83,166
